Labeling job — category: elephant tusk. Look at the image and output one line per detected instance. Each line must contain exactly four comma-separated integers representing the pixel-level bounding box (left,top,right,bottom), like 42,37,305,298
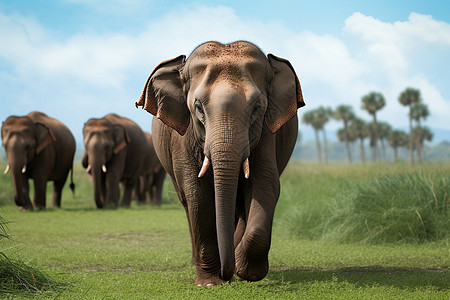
198,156,210,178
242,158,250,179
86,165,92,173
4,164,10,175
22,165,27,174
102,164,107,173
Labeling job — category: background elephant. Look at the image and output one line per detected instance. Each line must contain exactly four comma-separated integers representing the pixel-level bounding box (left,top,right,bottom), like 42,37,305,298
135,132,166,205
136,41,304,285
1,111,76,210
81,113,146,208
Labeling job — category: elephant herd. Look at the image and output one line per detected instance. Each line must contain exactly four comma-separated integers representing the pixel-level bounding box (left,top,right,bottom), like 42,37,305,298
1,41,305,285
1,111,166,210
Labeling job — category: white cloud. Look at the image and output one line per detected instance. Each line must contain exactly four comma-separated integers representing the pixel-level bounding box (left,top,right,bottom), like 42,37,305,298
0,12,139,88
0,7,449,144
401,13,450,45
342,12,450,131
64,0,151,15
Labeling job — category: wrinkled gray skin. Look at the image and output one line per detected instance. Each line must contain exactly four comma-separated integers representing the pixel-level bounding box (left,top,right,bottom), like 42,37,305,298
135,132,166,205
81,113,146,208
1,111,76,210
136,41,305,286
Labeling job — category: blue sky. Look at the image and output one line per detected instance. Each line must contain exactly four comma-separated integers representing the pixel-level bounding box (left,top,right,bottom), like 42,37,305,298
1,0,450,146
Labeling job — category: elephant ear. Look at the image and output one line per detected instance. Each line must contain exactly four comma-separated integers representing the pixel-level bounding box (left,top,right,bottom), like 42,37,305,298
136,55,189,135
266,54,305,133
34,123,56,154
113,125,130,154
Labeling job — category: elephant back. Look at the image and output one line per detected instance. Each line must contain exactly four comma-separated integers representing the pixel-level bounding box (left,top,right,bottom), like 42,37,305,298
19,111,77,180
27,111,76,150
104,113,147,179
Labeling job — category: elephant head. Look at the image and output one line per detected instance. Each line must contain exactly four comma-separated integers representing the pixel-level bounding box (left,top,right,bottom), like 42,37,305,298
1,116,56,208
136,41,304,281
81,117,130,208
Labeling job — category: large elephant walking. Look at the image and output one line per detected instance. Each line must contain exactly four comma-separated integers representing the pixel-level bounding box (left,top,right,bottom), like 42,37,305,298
135,132,166,205
136,41,304,285
1,111,76,210
81,113,146,208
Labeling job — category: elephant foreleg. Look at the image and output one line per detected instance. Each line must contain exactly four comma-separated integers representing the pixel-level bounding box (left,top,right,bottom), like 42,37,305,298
19,177,33,210
178,174,221,286
234,182,249,248
234,158,280,282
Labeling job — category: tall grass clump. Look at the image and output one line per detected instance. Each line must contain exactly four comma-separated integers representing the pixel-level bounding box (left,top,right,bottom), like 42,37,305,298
0,214,65,297
325,171,450,244
276,163,370,240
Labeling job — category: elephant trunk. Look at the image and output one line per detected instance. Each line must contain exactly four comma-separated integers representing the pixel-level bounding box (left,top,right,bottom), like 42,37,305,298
9,159,28,208
90,159,106,208
209,125,250,281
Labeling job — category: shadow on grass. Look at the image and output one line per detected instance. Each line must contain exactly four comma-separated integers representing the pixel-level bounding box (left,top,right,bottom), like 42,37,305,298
265,266,449,290
60,203,183,213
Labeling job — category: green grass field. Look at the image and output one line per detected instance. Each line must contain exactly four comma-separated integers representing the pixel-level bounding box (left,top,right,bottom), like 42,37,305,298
0,161,449,299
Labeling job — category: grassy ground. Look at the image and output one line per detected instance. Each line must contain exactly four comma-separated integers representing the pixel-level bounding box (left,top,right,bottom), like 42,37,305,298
0,161,449,299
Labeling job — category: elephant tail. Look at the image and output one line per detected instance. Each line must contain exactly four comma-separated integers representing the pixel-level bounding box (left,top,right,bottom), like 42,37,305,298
69,165,75,196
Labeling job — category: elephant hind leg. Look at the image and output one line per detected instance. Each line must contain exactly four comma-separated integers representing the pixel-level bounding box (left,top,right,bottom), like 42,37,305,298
33,177,48,209
51,179,66,208
120,179,135,207
151,172,165,205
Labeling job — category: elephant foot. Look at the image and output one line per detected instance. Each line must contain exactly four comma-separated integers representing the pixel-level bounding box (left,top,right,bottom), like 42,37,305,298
194,273,225,286
18,202,34,211
235,229,270,281
235,255,268,281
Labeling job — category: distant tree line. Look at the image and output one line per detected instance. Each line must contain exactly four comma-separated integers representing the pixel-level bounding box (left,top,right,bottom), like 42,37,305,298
302,87,432,164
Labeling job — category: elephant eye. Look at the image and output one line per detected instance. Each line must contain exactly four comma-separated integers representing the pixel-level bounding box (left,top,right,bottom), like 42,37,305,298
250,103,261,121
194,99,205,123
252,103,261,116
250,101,264,125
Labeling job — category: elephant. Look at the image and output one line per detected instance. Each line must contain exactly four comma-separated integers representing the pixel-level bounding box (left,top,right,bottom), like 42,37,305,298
135,41,305,285
81,113,147,208
1,111,76,210
135,132,166,205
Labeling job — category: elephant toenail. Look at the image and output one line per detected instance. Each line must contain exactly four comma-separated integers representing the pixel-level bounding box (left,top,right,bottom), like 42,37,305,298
248,275,259,281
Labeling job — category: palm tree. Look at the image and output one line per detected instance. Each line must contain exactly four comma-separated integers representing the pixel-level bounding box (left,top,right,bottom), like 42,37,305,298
337,127,357,159
315,106,333,164
387,129,408,162
377,122,392,161
302,110,323,163
410,102,429,161
349,118,369,163
361,91,386,161
412,126,433,163
333,105,355,163
398,87,422,164
410,102,429,127
420,127,433,162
